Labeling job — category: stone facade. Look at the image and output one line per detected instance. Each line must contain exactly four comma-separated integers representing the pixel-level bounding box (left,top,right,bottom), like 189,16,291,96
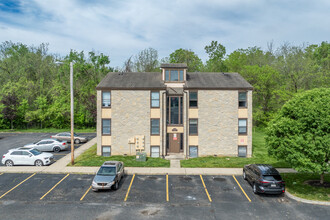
97,90,165,156
198,90,238,156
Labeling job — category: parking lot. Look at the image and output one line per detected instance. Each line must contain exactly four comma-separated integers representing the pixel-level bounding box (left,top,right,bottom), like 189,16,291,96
0,133,96,166
0,173,329,219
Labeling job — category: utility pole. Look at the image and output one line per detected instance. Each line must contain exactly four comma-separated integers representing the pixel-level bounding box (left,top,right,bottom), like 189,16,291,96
70,62,74,165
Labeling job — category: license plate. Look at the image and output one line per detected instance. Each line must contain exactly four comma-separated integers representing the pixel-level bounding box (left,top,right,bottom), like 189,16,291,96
271,184,276,187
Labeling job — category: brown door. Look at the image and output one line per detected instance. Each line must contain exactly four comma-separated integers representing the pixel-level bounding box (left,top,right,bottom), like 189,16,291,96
169,133,181,153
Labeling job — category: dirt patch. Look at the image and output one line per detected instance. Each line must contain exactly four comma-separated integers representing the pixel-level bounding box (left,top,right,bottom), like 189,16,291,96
304,180,330,188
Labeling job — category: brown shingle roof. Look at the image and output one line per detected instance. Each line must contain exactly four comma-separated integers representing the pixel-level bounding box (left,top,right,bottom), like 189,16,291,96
96,72,165,90
96,72,253,90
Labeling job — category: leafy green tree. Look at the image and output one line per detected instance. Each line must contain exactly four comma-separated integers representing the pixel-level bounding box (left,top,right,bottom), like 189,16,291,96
169,49,203,72
266,88,330,184
240,65,283,126
204,41,227,72
1,93,19,129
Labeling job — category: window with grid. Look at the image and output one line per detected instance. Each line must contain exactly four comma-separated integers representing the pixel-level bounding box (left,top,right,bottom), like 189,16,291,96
238,119,247,134
165,69,184,81
102,146,111,157
189,91,198,108
238,146,247,157
239,92,247,108
151,92,160,108
151,119,160,135
102,91,111,107
102,119,111,135
189,119,198,135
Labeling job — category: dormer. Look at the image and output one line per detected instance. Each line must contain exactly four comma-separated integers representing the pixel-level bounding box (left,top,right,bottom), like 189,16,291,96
160,63,187,84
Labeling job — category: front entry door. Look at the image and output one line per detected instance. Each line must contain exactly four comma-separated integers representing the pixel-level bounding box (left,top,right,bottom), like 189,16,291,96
169,133,181,153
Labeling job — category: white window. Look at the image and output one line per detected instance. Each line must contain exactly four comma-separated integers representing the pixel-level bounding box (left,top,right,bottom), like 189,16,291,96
238,119,247,134
238,146,247,157
189,146,198,158
102,92,111,107
151,146,160,158
102,146,111,157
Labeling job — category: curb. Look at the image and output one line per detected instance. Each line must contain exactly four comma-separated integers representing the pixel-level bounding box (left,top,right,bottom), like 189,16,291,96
285,190,330,206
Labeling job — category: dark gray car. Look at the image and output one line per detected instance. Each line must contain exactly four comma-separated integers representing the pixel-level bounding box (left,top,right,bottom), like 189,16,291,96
24,139,68,152
92,161,124,191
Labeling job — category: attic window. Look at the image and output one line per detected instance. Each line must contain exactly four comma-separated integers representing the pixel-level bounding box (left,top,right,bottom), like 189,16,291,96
165,70,184,82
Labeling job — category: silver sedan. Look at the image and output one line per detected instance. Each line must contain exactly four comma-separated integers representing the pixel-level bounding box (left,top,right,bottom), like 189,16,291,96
24,139,68,153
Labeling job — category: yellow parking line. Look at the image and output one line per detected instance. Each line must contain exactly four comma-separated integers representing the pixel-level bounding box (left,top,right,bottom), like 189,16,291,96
166,175,169,202
0,173,36,199
40,174,70,200
0,173,3,176
232,175,251,202
80,186,92,201
124,174,135,202
200,175,212,202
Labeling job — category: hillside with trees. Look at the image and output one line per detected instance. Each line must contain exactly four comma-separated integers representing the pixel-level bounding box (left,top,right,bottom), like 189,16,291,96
0,41,329,129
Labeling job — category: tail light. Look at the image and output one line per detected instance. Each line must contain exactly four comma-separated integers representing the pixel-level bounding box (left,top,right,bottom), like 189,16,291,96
259,180,270,183
62,143,66,145
2,155,5,158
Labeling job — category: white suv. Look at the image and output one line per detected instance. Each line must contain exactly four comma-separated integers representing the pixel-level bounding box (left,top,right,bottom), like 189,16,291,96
1,148,54,166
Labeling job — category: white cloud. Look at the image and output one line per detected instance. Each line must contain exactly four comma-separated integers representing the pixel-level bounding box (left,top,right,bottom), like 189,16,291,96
0,0,329,67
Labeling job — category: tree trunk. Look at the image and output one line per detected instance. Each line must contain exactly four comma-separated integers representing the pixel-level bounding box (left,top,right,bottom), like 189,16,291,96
11,120,13,130
320,173,324,184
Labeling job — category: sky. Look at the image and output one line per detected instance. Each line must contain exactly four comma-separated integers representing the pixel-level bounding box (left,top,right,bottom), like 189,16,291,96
0,0,329,68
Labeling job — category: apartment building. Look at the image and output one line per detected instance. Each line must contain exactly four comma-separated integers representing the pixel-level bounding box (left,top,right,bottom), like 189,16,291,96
96,63,253,158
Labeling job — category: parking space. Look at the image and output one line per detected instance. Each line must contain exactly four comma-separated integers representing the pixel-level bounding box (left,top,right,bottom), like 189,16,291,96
169,175,210,204
0,132,96,166
0,173,290,205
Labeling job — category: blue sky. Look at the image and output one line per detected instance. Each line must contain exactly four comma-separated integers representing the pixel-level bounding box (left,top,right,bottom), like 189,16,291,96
0,0,329,68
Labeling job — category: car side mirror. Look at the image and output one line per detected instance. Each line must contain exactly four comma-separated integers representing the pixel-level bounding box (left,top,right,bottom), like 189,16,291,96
29,154,33,157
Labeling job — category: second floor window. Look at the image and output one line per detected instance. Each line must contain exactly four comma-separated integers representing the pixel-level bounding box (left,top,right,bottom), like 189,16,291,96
167,96,183,125
189,119,198,135
165,70,184,82
102,119,111,135
151,119,160,135
151,92,160,107
239,92,247,108
189,91,198,108
238,119,247,134
102,91,111,107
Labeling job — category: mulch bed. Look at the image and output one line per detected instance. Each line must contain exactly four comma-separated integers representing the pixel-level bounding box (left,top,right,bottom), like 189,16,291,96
304,180,330,188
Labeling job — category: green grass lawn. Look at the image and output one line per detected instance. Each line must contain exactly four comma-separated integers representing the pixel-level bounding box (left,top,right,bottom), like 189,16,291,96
71,144,170,167
282,173,330,202
181,128,290,168
0,128,96,133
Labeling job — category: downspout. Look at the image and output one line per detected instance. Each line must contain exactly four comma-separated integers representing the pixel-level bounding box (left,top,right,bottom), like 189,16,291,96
161,90,166,158
183,90,189,159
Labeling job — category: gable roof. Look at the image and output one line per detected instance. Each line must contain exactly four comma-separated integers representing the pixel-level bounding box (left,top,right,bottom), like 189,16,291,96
186,72,253,90
96,72,165,90
96,71,253,90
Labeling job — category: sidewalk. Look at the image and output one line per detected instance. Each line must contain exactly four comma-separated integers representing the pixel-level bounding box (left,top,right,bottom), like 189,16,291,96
0,138,297,175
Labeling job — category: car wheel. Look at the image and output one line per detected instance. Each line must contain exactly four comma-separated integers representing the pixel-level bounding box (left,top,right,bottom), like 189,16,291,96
243,171,247,180
112,181,119,190
5,160,14,166
35,160,43,166
53,147,61,153
253,183,258,194
74,139,80,144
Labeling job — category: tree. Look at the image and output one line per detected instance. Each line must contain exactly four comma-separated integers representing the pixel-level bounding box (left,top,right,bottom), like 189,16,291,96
1,93,19,129
204,41,227,72
266,88,330,184
134,48,159,72
169,49,203,72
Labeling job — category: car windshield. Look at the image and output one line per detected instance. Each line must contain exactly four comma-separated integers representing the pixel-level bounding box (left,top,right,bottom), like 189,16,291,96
30,149,42,156
33,140,41,144
263,175,282,181
74,133,79,137
97,167,116,176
